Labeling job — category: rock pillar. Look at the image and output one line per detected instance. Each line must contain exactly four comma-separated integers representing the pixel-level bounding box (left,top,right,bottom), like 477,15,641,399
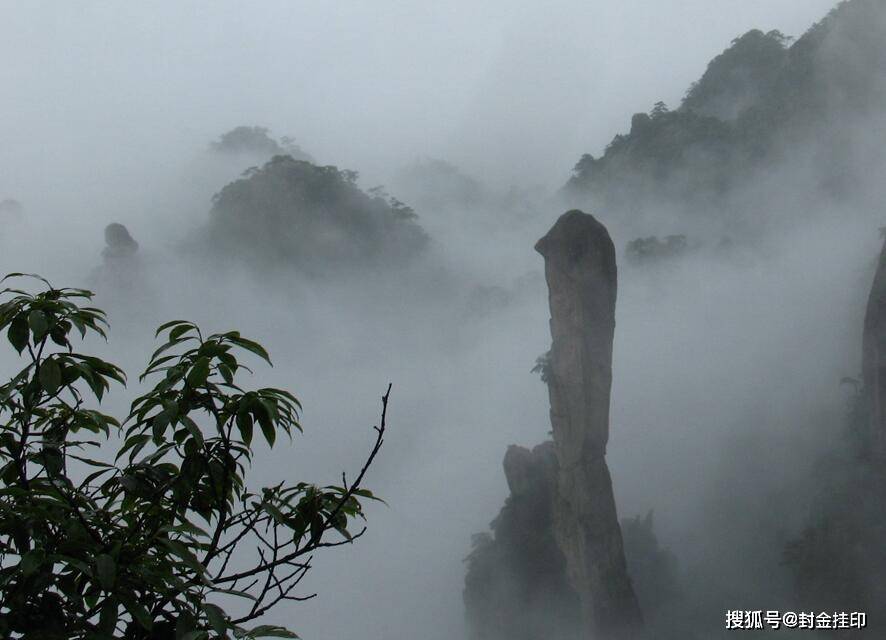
535,210,643,639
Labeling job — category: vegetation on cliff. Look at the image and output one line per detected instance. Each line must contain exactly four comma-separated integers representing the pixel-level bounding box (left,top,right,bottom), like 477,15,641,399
564,0,886,230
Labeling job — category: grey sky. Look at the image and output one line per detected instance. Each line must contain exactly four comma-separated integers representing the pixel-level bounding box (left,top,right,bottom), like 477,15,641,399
2,1,834,196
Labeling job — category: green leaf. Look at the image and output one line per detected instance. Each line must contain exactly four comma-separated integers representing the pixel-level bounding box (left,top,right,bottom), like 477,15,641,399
218,363,234,385
236,412,254,447
155,319,192,337
212,587,257,601
149,337,193,365
152,411,170,442
99,599,119,633
229,336,272,365
96,553,116,590
257,410,275,448
161,539,208,577
263,502,286,524
7,316,28,353
335,525,353,541
117,433,151,460
169,323,194,341
175,610,198,639
49,323,68,347
164,521,210,538
180,415,205,446
187,356,211,388
28,309,49,339
245,626,299,638
126,600,153,631
204,603,228,636
310,514,324,541
39,358,62,395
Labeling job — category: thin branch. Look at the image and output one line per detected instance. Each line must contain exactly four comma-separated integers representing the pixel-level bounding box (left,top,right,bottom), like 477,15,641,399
215,385,390,586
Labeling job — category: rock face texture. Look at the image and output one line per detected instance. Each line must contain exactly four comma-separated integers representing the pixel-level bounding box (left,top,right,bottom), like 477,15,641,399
464,210,642,640
535,211,617,466
862,237,886,460
536,211,643,639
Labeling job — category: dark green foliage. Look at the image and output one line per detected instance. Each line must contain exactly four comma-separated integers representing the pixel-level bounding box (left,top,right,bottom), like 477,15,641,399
564,0,886,227
565,104,736,211
207,155,428,274
0,274,387,639
530,351,552,385
683,30,790,120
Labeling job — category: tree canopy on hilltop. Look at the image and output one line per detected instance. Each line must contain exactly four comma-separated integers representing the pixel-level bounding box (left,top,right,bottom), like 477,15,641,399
208,156,428,274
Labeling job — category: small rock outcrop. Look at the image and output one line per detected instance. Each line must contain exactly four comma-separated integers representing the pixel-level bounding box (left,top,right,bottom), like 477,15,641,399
465,443,580,640
102,223,139,261
89,223,146,304
465,211,642,640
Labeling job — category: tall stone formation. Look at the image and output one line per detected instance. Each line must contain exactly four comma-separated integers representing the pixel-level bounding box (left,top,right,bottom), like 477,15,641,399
862,236,886,459
536,210,643,639
464,210,643,640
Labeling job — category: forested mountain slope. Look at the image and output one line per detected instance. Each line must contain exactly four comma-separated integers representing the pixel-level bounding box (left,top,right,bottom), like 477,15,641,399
563,0,886,238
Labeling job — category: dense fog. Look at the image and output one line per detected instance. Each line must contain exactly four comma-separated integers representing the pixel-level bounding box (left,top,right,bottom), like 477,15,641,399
2,1,885,638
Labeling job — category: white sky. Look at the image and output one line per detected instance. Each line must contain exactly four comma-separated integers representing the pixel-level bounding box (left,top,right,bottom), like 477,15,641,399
1,1,835,195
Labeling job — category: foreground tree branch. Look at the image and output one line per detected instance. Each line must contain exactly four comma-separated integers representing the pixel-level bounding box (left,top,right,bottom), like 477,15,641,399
0,273,389,640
